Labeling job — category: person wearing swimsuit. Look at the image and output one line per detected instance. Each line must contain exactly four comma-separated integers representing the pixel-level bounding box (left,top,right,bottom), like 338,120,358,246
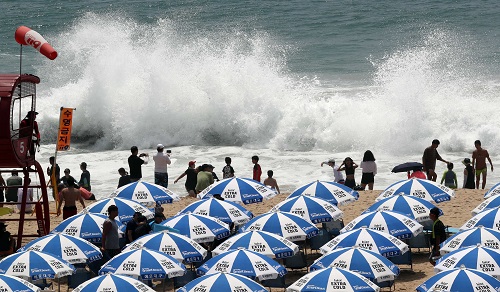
338,157,358,189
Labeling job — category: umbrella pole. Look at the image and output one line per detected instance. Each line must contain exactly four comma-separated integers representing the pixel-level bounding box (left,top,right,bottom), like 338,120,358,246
58,277,61,292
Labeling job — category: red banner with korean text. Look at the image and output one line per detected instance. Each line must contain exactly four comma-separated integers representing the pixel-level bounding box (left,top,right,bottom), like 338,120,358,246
56,108,74,151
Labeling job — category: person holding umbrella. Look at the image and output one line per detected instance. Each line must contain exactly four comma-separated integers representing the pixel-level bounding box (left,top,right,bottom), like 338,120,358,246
429,207,446,266
422,139,449,181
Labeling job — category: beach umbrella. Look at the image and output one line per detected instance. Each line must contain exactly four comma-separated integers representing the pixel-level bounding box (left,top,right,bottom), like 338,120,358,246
177,272,267,292
391,162,423,173
472,195,500,215
376,178,454,203
461,206,500,231
416,266,500,292
160,213,230,243
440,226,500,254
197,249,287,280
270,195,343,223
0,250,75,280
435,245,500,277
213,230,299,259
123,230,207,263
17,233,102,264
320,227,409,258
0,274,40,292
198,177,277,204
363,193,442,222
51,212,124,244
239,211,319,241
310,247,400,282
72,274,155,292
287,181,359,206
342,210,423,239
178,197,254,225
112,181,179,207
287,267,380,292
80,197,154,224
99,248,185,280
485,182,500,199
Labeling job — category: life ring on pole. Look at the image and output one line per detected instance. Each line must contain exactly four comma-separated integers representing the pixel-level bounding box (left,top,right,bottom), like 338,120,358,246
15,26,58,60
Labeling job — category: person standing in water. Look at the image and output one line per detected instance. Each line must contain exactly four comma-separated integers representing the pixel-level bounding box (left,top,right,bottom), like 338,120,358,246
422,139,449,182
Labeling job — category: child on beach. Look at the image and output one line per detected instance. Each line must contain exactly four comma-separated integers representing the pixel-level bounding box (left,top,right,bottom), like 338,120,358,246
252,156,262,182
222,157,235,179
462,158,475,189
263,170,280,194
440,163,457,189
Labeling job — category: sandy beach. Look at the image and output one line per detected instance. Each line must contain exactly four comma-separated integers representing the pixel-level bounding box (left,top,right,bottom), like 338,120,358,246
0,188,489,291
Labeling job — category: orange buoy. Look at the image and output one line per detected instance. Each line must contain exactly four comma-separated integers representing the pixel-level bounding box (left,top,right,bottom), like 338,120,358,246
15,26,58,60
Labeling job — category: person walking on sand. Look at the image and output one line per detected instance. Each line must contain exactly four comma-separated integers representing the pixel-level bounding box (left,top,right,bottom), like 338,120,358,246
56,177,85,219
422,139,449,181
462,158,475,189
360,150,377,190
101,205,120,258
174,161,198,197
128,146,148,182
252,156,262,182
263,170,280,194
321,159,345,184
472,140,494,189
153,144,171,188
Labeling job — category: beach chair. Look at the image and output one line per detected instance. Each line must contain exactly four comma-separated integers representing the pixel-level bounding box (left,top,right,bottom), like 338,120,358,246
261,275,287,290
309,228,332,252
374,279,395,291
283,251,308,272
323,219,344,237
389,250,412,270
409,232,430,253
173,270,197,289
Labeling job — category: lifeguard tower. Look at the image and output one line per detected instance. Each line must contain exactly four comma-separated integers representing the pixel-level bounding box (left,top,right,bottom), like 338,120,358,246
0,74,50,249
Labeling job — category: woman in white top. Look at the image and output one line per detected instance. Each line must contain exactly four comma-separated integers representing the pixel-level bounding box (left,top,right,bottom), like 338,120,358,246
360,150,377,190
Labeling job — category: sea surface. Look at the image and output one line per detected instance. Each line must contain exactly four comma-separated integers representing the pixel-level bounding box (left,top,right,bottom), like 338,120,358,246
0,1,499,198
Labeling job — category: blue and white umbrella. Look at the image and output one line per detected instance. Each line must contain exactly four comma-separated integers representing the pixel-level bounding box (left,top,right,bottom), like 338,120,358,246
376,178,454,203
440,226,500,254
72,274,156,292
0,250,75,280
179,197,254,225
197,249,287,280
177,272,267,292
80,197,154,224
473,195,500,215
198,177,277,204
270,195,343,224
320,227,409,258
0,274,40,292
99,248,186,280
213,230,299,259
287,267,380,292
18,233,102,264
363,193,442,223
417,266,500,292
461,206,500,231
112,181,180,207
51,212,125,244
435,245,500,277
123,230,207,263
160,213,230,243
287,181,359,206
342,210,423,239
310,247,400,282
239,211,319,241
485,182,500,199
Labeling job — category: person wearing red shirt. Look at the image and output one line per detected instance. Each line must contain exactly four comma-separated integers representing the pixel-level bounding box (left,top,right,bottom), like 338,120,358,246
252,155,262,182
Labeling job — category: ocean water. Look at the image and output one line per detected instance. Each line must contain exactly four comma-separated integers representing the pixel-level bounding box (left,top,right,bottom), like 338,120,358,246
0,1,499,198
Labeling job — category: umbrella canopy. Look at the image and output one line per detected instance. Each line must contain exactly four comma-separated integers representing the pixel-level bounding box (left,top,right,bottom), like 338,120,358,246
391,162,423,173
160,213,230,243
197,249,286,280
213,230,299,259
99,248,186,280
417,266,500,292
461,206,500,231
18,233,102,264
112,181,180,207
485,182,500,199
72,274,155,292
472,195,500,215
123,230,207,263
239,211,319,241
0,250,75,280
177,272,268,292
287,181,359,206
376,178,454,203
0,274,40,292
320,227,409,258
440,226,500,254
178,197,254,225
435,245,500,277
287,267,380,292
198,177,277,204
270,195,343,223
342,210,423,239
51,213,124,244
80,197,154,224
363,194,442,222
310,247,400,281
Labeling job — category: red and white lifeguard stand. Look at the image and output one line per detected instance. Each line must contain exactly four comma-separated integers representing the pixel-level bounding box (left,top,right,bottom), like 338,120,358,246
0,74,50,248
